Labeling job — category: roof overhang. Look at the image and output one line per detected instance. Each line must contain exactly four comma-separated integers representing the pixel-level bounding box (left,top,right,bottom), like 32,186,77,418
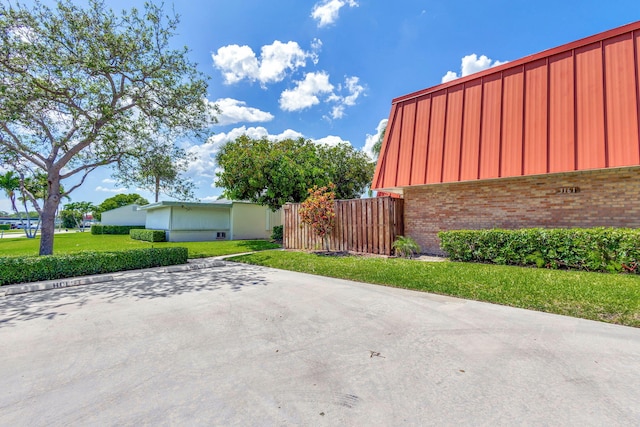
138,201,233,211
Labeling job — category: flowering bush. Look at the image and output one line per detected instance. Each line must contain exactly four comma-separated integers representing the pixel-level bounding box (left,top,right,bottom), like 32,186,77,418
299,183,336,251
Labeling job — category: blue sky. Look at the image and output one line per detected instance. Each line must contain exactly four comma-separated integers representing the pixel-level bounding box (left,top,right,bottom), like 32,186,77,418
2,0,639,212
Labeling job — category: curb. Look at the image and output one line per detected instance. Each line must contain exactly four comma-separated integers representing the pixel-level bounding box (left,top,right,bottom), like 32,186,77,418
0,259,227,297
0,274,114,297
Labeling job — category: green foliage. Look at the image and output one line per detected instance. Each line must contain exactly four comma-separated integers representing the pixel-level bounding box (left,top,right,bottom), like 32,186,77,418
59,210,81,229
0,171,19,214
113,140,196,203
0,248,188,286
232,251,640,327
94,194,149,221
0,0,213,255
439,227,640,274
299,184,336,251
91,225,145,235
392,235,421,258
271,225,283,241
316,145,375,201
130,229,166,242
215,136,375,211
62,201,95,231
0,224,10,230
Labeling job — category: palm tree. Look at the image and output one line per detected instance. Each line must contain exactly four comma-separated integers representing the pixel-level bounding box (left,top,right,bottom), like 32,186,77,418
0,171,20,216
18,173,70,237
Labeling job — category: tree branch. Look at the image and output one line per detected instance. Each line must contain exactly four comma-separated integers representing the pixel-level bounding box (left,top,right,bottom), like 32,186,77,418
0,124,47,168
59,152,123,181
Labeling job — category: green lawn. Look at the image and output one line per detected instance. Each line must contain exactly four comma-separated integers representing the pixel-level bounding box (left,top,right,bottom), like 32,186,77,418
230,251,640,327
0,232,281,258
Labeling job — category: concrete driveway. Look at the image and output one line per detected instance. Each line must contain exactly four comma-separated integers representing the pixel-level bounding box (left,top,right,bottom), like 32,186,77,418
0,261,638,426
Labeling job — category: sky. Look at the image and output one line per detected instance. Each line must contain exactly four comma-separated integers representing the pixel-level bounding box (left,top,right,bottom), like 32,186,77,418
2,0,640,212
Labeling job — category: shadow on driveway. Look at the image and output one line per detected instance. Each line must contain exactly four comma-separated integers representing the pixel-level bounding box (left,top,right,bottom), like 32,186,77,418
0,262,268,327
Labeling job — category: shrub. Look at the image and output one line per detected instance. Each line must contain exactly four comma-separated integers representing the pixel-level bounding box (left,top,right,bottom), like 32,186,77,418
271,225,283,241
0,247,188,286
0,224,10,230
392,235,421,258
299,184,336,251
60,209,81,229
130,229,166,242
439,227,640,273
91,225,145,235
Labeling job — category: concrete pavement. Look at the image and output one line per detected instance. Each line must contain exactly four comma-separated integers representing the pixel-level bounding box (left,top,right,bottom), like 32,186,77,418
0,261,639,426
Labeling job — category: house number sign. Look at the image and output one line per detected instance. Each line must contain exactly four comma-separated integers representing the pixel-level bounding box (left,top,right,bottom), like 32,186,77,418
558,187,580,194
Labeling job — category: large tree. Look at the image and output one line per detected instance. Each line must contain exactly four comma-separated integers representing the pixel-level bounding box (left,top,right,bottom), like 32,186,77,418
93,193,149,221
0,0,213,255
113,138,195,203
215,136,375,211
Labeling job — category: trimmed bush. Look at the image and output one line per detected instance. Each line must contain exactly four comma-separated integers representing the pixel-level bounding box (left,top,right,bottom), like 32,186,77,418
439,227,640,273
271,225,283,241
130,229,166,242
0,224,10,230
0,247,188,286
91,225,145,235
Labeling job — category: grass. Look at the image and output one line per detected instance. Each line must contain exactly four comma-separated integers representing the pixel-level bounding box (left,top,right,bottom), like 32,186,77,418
0,232,281,259
230,250,640,327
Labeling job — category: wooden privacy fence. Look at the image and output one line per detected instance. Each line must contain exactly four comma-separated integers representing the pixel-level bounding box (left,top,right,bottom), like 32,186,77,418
283,197,404,255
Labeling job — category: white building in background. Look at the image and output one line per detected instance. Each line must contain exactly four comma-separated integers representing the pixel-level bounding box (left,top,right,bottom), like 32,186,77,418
137,201,282,242
100,204,147,226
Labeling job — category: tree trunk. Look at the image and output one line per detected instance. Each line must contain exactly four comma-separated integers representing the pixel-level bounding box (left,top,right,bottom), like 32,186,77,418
38,174,61,256
155,176,160,203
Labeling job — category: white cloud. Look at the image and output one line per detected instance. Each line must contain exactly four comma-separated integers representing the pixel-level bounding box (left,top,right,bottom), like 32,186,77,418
214,98,274,126
200,195,224,202
441,53,508,83
95,186,127,193
101,178,117,184
279,71,334,112
310,39,323,64
313,135,349,146
211,44,259,85
212,40,321,86
258,41,310,83
311,0,358,28
326,75,365,119
363,118,388,159
441,70,458,83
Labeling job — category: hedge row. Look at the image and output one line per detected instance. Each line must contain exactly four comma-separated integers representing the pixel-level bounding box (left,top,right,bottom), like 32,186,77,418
91,225,145,235
438,227,640,274
0,247,188,286
130,229,166,242
0,224,10,230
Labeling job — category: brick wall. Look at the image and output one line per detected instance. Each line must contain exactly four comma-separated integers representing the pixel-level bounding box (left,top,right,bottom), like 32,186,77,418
404,167,640,255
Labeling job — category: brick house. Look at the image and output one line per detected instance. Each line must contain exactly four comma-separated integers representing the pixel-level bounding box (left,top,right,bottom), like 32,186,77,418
371,21,640,255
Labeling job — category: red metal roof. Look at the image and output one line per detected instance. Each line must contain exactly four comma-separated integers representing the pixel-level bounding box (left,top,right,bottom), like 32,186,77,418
372,21,640,192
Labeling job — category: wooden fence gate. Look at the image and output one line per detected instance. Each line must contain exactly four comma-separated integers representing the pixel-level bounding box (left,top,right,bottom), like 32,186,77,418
283,197,404,255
